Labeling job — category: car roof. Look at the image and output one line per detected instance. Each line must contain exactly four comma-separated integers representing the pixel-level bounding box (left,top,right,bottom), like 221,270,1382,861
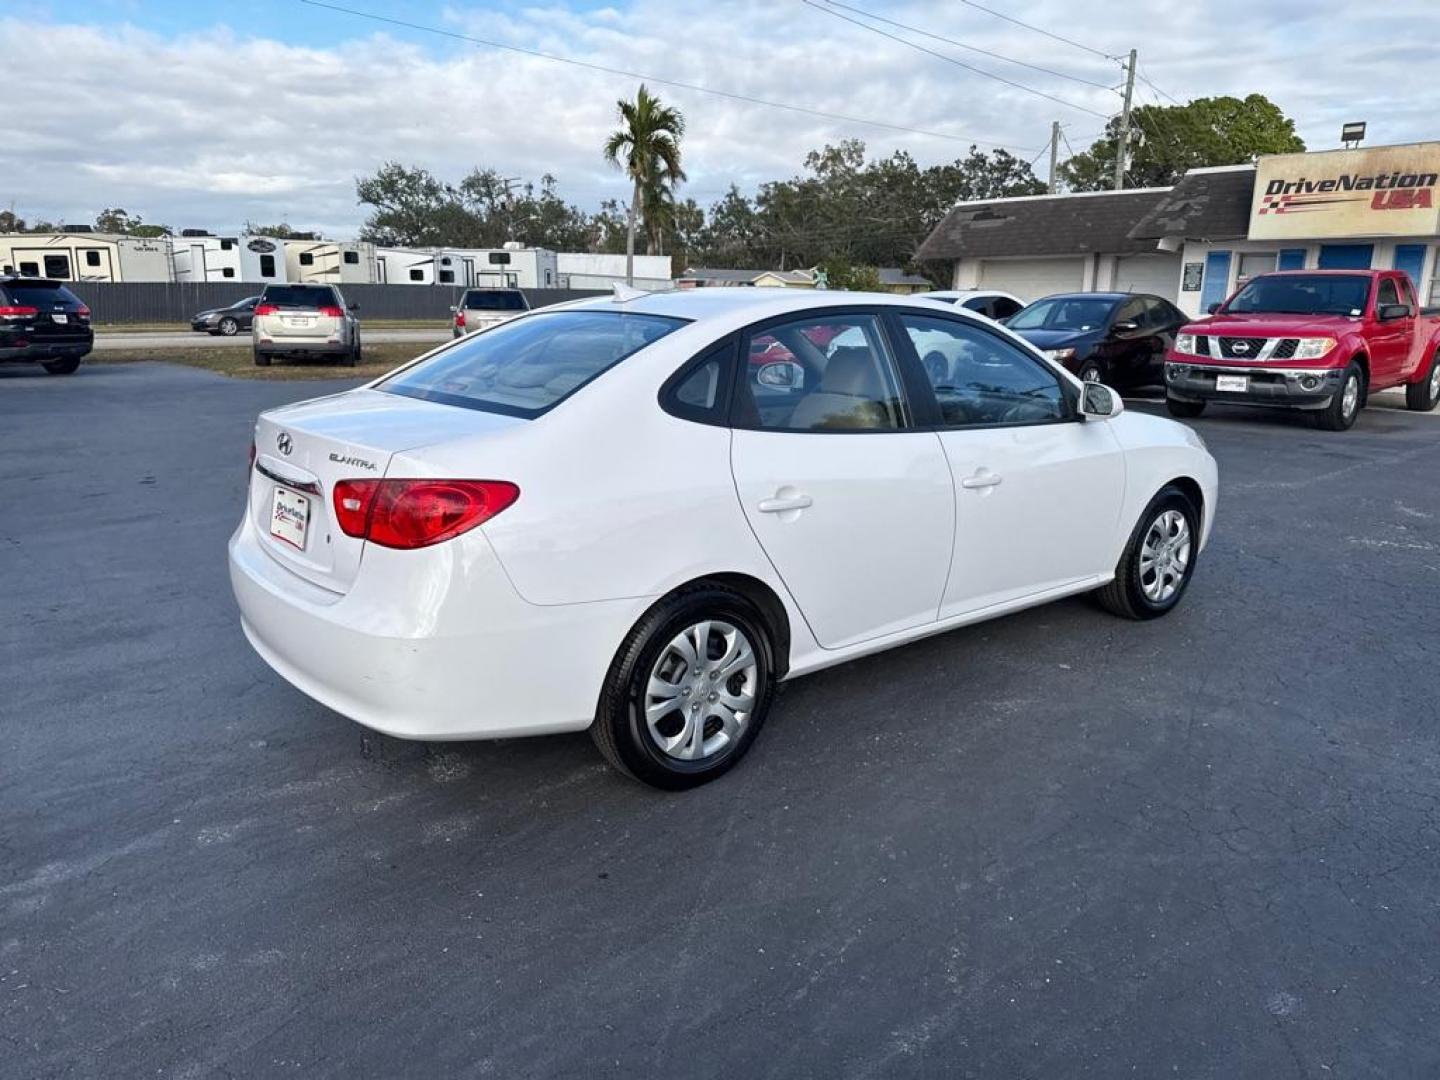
0,275,66,286
917,289,1018,300
1032,291,1136,302
563,286,974,322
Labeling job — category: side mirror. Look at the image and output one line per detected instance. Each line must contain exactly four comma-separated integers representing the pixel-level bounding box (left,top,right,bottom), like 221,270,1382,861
1207,302,1223,315
1079,382,1124,420
1378,302,1412,321
757,360,804,390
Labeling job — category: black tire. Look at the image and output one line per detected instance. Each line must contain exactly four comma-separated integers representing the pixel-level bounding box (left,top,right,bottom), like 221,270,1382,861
1078,360,1106,384
42,356,81,375
253,349,271,367
591,584,777,790
1405,351,1440,412
218,317,239,336
1316,361,1363,431
1166,395,1206,418
344,338,361,367
1095,485,1201,621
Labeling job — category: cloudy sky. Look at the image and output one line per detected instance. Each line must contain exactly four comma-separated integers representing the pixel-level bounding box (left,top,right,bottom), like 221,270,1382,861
5,0,1434,237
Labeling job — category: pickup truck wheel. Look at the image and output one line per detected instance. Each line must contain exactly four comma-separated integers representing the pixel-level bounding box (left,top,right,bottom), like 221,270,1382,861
1316,362,1362,431
1166,396,1205,418
1405,352,1440,412
42,357,81,375
1095,485,1200,621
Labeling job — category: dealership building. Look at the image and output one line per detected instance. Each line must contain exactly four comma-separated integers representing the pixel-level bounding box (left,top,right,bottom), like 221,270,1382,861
917,141,1440,318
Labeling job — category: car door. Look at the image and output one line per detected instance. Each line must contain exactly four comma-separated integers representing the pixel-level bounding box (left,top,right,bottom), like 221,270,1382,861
729,310,955,650
888,310,1127,617
1135,297,1178,385
1105,296,1151,388
1370,276,1413,385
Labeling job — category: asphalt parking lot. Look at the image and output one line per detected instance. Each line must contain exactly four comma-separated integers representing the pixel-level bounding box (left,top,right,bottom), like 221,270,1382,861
3,360,1439,1078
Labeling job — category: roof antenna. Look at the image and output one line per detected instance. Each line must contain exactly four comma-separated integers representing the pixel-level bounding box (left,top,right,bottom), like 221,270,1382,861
612,283,647,303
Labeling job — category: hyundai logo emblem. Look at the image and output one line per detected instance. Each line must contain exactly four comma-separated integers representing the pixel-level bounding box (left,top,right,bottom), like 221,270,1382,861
277,432,293,455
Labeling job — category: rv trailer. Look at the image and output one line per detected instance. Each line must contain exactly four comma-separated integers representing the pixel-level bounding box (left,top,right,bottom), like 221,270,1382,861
0,233,172,283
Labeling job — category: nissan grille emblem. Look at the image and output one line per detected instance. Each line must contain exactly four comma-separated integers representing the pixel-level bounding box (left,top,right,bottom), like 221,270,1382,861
277,432,293,456
1231,341,1250,355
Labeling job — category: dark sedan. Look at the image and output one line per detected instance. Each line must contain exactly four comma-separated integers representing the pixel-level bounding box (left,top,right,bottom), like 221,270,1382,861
1007,292,1186,389
191,296,260,336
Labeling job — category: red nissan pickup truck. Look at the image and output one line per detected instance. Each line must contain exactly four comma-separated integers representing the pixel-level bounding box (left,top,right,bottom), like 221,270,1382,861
1164,269,1440,430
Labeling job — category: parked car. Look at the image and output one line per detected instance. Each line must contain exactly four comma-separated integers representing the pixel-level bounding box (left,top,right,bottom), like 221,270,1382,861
1006,292,1187,388
452,288,529,337
1166,269,1440,430
916,290,1025,321
252,283,360,367
191,296,260,336
0,275,93,375
230,289,1216,789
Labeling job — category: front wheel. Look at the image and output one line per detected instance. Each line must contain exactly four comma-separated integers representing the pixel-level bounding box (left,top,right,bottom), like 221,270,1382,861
1095,485,1200,620
1166,395,1206,418
1316,362,1363,431
1405,352,1440,412
592,585,776,789
218,317,239,336
1078,361,1105,384
42,357,81,375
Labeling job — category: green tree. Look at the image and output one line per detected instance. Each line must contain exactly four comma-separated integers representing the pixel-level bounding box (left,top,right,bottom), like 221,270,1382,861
1061,94,1305,191
0,209,26,233
94,207,170,237
244,221,317,239
817,255,881,292
602,84,686,284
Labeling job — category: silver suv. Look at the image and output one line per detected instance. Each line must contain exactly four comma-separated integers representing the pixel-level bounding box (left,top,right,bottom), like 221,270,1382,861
253,284,361,367
451,288,529,338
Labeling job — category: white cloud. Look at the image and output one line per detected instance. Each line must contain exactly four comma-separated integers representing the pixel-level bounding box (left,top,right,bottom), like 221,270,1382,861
2,1,1434,237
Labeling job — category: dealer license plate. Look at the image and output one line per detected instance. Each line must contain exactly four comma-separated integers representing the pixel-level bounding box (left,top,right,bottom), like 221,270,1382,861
270,486,310,550
52,313,68,324
282,316,313,328
1215,374,1249,393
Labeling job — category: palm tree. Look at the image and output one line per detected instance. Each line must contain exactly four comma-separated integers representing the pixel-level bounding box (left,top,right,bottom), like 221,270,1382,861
602,85,686,285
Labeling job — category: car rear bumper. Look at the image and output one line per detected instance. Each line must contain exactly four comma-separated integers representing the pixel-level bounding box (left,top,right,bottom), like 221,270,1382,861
254,337,350,355
0,336,93,363
228,511,642,741
1164,360,1343,411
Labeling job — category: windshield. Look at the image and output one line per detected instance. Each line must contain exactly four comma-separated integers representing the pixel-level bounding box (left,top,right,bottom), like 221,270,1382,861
381,310,687,417
261,285,337,309
1225,274,1371,316
464,290,526,311
1007,296,1116,332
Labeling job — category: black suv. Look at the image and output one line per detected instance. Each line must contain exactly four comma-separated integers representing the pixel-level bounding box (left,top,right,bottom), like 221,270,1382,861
0,276,94,375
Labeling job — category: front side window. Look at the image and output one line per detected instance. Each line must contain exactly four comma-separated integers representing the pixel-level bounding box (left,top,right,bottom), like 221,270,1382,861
1112,298,1146,329
991,297,1023,319
1008,296,1116,333
1377,278,1400,308
43,254,70,278
736,313,907,432
898,313,1070,427
381,310,686,418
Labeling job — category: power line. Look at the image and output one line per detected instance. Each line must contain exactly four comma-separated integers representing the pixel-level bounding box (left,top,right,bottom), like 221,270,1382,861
298,0,1036,150
820,0,1117,91
1136,68,1184,106
954,0,1119,60
801,0,1111,120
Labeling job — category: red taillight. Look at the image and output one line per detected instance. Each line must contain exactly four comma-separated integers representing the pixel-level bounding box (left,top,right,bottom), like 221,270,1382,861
454,310,465,327
254,303,278,316
331,479,519,549
76,305,91,320
0,305,38,318
318,305,345,318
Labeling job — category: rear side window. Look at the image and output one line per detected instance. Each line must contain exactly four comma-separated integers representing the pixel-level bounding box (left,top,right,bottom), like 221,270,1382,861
2,282,83,307
464,290,526,311
261,285,337,308
992,297,1023,319
381,310,687,418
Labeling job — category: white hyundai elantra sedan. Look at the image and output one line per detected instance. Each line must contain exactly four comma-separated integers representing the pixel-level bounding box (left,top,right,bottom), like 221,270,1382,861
230,288,1217,788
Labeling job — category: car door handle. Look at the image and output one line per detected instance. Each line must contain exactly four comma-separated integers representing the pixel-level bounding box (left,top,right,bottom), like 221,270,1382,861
960,471,1004,490
757,493,814,513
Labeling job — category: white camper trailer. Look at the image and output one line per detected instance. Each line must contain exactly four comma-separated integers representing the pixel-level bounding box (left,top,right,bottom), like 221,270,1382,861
0,232,172,282
171,234,244,282
557,252,673,291
376,247,437,285
238,236,288,284
452,244,559,289
284,240,377,284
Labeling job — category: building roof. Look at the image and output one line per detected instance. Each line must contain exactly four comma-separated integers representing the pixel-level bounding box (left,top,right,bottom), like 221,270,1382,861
1128,166,1256,241
917,187,1172,262
877,268,932,287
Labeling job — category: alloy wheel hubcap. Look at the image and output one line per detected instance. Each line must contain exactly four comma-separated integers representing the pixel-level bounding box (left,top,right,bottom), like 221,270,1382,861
1138,509,1191,603
644,620,758,761
1082,367,1101,383
1430,363,1440,400
1342,376,1359,418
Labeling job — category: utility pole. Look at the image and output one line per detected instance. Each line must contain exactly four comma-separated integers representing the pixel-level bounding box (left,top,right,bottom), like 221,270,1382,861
1048,121,1061,194
1113,48,1137,191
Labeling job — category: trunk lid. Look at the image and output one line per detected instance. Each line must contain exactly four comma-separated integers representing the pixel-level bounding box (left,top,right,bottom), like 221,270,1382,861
249,388,524,593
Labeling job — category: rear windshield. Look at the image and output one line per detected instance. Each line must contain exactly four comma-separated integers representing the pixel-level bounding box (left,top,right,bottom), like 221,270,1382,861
381,310,687,417
464,290,526,311
2,282,84,307
261,285,337,309
1225,274,1371,316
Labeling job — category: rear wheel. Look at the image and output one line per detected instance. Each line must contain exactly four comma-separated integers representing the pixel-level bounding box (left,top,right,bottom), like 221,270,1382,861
253,349,271,367
1405,351,1440,412
1316,361,1363,431
344,337,361,367
1166,395,1205,418
42,356,81,375
1095,485,1200,620
592,585,776,789
218,317,239,336
1078,360,1105,384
